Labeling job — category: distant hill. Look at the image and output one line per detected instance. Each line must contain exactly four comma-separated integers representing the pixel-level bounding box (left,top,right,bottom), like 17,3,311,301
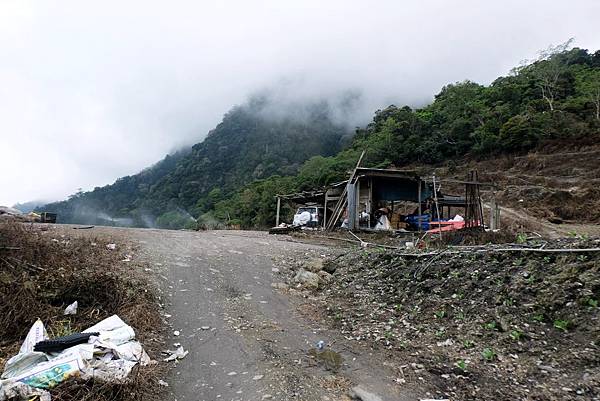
40,95,351,227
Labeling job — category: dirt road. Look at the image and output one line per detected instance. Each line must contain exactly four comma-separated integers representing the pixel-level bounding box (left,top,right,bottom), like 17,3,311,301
93,228,414,401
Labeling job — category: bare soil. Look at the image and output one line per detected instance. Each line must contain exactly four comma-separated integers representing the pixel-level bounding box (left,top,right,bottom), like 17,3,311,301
303,237,600,400
427,145,600,236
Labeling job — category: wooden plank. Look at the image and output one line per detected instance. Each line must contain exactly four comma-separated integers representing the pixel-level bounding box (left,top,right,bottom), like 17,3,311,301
326,150,365,229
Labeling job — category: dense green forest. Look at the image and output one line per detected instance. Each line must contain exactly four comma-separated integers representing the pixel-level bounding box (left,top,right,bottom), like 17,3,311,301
42,45,600,229
40,96,350,227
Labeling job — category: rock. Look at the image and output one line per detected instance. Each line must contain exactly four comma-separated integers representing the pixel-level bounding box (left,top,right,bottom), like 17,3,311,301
349,386,383,401
318,270,333,284
271,282,289,290
294,269,320,288
304,258,325,272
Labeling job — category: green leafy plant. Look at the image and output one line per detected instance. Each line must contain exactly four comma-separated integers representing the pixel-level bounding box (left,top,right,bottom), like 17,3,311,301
516,233,527,243
482,348,496,361
533,314,544,322
484,321,497,331
455,360,468,371
463,339,475,349
553,319,570,331
509,329,523,341
588,298,598,308
434,310,446,319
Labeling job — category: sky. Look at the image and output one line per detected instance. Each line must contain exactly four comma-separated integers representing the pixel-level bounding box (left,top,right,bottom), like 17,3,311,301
1,0,599,206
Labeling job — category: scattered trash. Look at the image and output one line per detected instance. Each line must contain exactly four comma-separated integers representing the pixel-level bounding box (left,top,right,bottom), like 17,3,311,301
316,340,325,350
252,374,264,380
106,243,116,250
34,332,98,353
173,330,180,336
158,379,169,387
0,315,151,400
63,301,78,315
200,326,210,330
163,346,188,362
227,371,237,376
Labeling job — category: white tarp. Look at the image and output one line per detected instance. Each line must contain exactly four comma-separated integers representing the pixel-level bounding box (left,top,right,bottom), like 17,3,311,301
0,315,152,400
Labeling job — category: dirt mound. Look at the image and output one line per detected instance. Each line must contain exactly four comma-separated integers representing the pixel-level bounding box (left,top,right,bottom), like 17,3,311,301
405,145,600,234
313,239,600,400
0,222,163,401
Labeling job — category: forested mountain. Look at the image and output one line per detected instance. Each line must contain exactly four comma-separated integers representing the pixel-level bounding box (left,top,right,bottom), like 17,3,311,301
41,96,351,227
209,46,600,227
42,45,600,229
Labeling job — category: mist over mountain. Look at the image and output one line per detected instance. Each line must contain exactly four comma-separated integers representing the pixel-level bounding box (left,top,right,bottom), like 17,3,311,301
41,93,353,227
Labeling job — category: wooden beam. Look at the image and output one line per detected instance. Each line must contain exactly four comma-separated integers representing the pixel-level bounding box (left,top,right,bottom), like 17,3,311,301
275,197,281,227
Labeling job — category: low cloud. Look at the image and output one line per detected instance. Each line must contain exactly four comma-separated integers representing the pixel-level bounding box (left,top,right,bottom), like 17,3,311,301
1,0,599,205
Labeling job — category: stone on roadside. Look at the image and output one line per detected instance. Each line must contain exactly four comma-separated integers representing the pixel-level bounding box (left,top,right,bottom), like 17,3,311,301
304,258,324,272
318,270,333,284
349,386,383,401
271,282,289,290
294,268,320,288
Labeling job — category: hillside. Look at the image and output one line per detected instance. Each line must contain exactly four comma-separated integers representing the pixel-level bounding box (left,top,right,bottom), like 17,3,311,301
41,96,351,227
210,46,600,228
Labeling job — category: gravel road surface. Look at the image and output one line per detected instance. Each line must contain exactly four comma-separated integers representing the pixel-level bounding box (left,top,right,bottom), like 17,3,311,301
66,226,415,401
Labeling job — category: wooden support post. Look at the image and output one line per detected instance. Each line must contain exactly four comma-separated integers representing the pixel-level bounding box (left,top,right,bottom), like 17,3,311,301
347,182,357,230
275,196,281,227
368,177,373,229
355,179,361,228
323,192,328,228
433,175,443,241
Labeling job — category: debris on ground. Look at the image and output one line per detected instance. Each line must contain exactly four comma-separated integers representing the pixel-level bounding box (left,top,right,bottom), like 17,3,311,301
63,301,78,316
284,236,600,400
162,346,188,362
0,315,151,400
0,222,164,401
